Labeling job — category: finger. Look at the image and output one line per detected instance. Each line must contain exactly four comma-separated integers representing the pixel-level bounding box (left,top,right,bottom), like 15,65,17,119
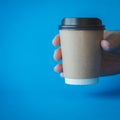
53,48,62,61
52,34,60,46
54,64,63,73
104,32,120,50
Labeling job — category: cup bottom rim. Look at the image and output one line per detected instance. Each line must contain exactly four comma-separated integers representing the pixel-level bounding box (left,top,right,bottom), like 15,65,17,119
65,77,98,85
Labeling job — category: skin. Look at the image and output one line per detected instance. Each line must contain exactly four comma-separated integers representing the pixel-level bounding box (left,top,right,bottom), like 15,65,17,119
52,31,120,77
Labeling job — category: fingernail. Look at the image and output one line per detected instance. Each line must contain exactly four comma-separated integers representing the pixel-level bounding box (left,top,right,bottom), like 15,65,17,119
101,40,111,51
54,66,57,71
60,72,64,78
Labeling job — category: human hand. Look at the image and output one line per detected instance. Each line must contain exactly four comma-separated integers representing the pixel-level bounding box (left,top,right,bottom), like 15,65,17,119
52,31,120,77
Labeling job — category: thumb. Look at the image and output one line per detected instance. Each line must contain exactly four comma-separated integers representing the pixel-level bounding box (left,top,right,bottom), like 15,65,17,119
101,32,120,53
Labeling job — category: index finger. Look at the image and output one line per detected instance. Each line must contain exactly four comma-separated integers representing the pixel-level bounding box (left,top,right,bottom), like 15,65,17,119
52,34,61,46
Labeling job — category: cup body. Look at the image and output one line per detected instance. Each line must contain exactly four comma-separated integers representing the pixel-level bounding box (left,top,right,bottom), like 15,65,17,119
60,30,103,85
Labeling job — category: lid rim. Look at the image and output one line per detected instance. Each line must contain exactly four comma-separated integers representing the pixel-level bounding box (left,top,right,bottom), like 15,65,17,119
59,26,105,30
59,18,105,30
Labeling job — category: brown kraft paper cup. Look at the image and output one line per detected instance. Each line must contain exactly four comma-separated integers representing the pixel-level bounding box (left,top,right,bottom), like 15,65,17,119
59,18,105,85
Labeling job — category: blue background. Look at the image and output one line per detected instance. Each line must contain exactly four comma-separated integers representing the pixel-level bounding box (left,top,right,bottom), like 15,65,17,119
0,0,120,120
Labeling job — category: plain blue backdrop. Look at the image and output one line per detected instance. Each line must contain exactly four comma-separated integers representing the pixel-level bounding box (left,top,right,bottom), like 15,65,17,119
0,0,120,120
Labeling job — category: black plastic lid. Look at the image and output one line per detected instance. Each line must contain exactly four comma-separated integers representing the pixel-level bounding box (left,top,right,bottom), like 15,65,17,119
59,18,105,30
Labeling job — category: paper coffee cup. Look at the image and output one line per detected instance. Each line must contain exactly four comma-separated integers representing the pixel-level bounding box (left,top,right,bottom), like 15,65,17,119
59,18,105,85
